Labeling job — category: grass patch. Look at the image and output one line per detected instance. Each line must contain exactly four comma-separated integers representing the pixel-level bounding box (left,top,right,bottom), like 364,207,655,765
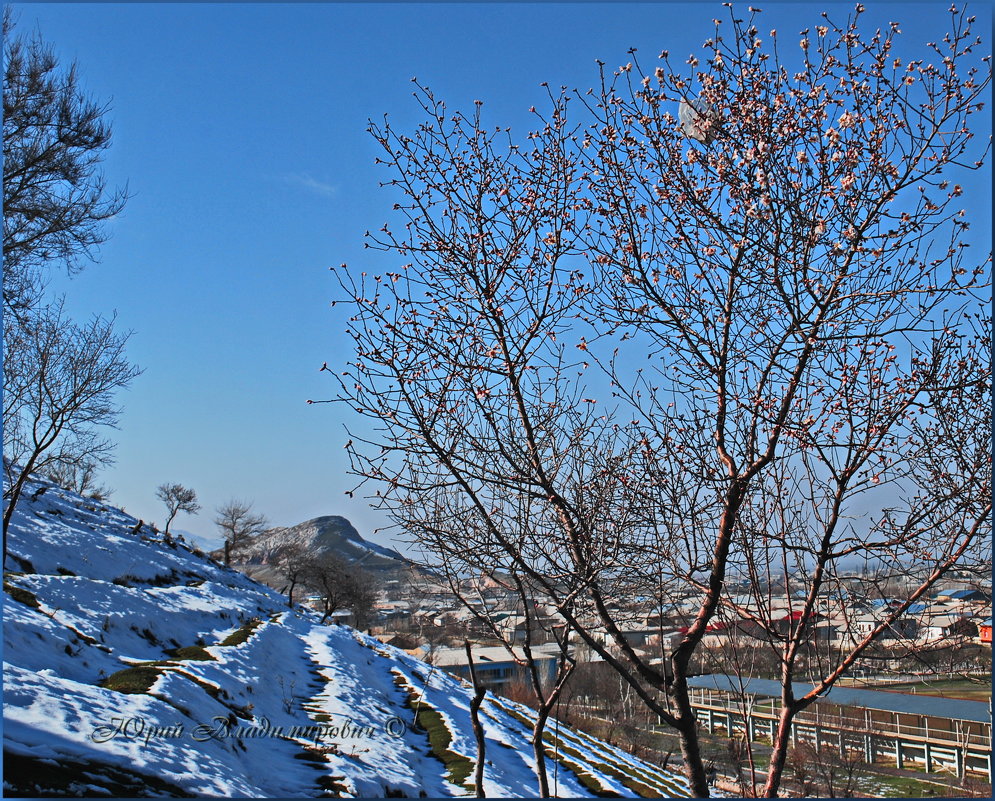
167,645,216,661
491,697,690,798
101,665,164,694
870,677,993,702
392,671,476,791
112,571,179,588
866,773,957,798
3,583,41,609
219,617,263,646
491,700,621,797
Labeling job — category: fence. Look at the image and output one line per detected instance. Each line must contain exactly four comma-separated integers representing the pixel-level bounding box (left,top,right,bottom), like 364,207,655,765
688,686,992,781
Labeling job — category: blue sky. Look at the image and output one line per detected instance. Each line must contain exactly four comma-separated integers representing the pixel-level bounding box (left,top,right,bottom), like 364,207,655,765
9,1,991,552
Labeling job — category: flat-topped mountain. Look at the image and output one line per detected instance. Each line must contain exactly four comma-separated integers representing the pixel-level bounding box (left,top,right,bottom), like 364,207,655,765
233,515,410,571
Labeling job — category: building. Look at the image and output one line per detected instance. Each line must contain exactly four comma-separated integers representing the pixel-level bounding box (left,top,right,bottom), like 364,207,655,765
919,612,978,643
431,642,565,692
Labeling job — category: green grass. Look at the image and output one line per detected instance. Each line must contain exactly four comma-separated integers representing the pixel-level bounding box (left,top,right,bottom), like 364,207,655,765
219,617,263,646
167,645,216,661
392,671,476,791
869,677,992,702
101,665,164,694
866,772,957,798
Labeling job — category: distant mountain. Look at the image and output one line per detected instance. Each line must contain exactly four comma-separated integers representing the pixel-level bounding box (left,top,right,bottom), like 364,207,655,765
213,515,427,587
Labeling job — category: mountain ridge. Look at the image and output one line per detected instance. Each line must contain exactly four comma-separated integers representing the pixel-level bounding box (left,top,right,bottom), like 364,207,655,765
227,514,411,570
212,513,430,591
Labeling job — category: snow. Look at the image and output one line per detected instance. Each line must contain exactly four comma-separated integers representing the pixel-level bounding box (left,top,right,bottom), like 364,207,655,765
4,473,692,797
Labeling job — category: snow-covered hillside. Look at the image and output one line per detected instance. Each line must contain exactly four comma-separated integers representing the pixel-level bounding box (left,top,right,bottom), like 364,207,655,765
3,474,693,798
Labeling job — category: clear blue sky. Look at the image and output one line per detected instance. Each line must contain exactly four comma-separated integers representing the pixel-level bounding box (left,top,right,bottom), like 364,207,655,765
10,1,991,552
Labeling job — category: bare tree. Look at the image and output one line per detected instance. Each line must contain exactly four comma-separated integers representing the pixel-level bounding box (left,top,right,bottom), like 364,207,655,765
442,556,576,797
214,499,268,567
44,458,112,502
329,5,989,797
2,10,134,565
155,483,200,537
302,553,378,626
3,299,141,563
2,9,128,320
787,741,863,798
274,542,310,607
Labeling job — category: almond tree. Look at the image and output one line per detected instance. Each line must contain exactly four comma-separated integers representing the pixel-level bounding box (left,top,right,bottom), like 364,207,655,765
575,4,989,795
330,83,643,795
330,6,989,796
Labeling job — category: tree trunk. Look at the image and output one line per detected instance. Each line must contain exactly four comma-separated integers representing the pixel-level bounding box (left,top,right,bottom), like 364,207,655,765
532,706,552,797
2,454,41,567
675,714,711,798
762,704,797,798
669,671,711,797
464,641,488,797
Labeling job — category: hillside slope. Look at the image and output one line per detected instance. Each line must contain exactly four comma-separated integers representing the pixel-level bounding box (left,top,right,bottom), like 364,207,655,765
2,475,693,798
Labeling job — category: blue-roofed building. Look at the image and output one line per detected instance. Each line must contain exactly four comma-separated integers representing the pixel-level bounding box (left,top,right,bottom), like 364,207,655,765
933,587,990,602
944,589,991,603
686,674,992,781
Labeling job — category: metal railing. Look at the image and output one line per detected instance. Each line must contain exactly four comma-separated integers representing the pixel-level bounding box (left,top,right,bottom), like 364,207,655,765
688,688,992,750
